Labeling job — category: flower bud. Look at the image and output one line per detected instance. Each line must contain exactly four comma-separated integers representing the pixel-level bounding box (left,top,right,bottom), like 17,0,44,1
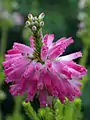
38,12,45,20
34,16,38,21
28,13,33,20
25,21,30,27
40,21,44,27
32,26,37,31
35,21,38,26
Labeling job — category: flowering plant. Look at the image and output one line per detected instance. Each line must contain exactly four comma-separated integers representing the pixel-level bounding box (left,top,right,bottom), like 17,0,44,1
2,13,87,108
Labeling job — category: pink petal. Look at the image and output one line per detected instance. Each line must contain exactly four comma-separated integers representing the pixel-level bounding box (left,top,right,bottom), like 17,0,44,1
37,68,46,90
43,72,52,87
29,36,35,49
62,61,87,76
13,42,33,55
7,49,21,54
68,80,81,97
5,53,22,60
10,84,20,96
19,63,36,96
48,45,64,60
4,57,30,83
3,56,24,68
35,62,42,71
5,77,13,83
58,93,66,104
39,90,47,107
43,34,54,46
71,79,82,87
53,61,72,79
58,51,82,61
48,37,74,60
41,45,48,61
26,81,37,102
68,68,82,80
45,60,52,69
23,62,35,78
47,96,53,107
3,56,29,69
53,37,74,47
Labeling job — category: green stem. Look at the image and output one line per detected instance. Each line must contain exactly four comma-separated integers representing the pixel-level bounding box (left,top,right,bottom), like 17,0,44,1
34,29,43,53
33,29,44,63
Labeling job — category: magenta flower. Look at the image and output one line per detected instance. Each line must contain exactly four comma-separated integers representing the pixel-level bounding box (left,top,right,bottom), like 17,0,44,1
3,34,87,107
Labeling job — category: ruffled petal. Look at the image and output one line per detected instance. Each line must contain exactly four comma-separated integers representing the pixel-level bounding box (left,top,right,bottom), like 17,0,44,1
3,57,30,83
5,53,22,60
26,80,37,102
48,37,74,60
7,49,21,54
53,61,72,79
43,34,54,46
37,68,46,90
62,61,87,77
40,45,48,61
57,51,82,61
9,84,21,96
13,42,33,56
39,90,47,107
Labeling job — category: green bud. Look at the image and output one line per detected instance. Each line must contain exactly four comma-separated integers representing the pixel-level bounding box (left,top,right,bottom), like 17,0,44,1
32,26,37,31
40,21,44,27
28,13,33,20
34,16,38,21
25,21,30,27
38,12,45,20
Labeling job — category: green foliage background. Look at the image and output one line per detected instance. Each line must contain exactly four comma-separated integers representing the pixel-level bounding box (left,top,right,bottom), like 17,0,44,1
0,0,90,120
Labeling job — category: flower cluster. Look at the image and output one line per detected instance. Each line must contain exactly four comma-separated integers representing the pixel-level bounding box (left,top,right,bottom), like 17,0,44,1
25,13,45,33
3,33,87,107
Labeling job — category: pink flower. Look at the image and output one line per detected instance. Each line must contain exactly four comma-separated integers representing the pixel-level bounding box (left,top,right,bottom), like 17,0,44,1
2,34,87,107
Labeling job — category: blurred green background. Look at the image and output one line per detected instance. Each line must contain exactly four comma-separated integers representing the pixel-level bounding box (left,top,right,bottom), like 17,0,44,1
0,0,90,120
